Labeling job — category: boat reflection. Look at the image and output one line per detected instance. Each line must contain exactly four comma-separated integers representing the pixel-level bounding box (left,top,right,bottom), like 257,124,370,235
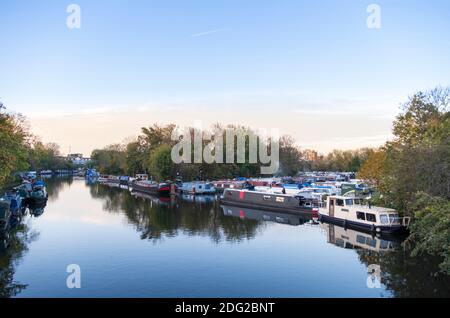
130,190,177,207
180,194,217,205
0,217,39,297
320,222,402,252
220,204,312,226
28,201,47,217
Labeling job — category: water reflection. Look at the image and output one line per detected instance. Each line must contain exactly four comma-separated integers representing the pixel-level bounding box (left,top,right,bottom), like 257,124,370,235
221,204,312,226
0,218,39,297
1,177,449,297
44,177,73,202
320,222,450,297
28,202,47,218
320,223,401,252
89,182,261,243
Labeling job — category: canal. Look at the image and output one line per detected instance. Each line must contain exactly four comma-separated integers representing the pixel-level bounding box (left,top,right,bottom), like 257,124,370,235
1,177,449,298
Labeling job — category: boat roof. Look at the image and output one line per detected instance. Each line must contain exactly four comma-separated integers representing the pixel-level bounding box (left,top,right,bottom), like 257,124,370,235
224,188,299,198
327,195,397,212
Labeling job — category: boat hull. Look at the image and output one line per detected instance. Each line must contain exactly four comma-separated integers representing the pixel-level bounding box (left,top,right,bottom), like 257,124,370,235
219,199,313,214
220,189,316,215
131,182,171,197
318,214,407,234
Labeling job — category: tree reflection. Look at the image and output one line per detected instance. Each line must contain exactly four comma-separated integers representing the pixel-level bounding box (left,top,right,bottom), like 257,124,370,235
0,219,39,298
44,176,73,202
89,183,261,243
320,223,450,297
357,249,450,297
89,182,450,297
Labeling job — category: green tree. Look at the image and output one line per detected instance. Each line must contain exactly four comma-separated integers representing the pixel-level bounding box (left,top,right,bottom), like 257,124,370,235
147,144,173,180
0,103,29,188
91,144,127,175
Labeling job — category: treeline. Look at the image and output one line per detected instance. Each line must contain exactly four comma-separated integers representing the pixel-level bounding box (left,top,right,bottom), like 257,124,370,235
358,87,450,273
302,148,375,172
0,102,72,189
91,125,307,180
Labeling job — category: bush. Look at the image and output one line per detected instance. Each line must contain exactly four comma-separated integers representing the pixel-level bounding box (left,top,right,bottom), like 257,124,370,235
407,192,450,274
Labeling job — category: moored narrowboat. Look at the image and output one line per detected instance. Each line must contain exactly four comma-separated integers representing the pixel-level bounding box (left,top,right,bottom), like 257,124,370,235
131,180,174,197
318,195,410,234
220,188,318,214
0,199,11,233
28,181,48,205
180,182,216,195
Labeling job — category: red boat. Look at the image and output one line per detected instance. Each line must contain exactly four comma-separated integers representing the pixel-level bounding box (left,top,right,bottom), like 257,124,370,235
131,180,175,197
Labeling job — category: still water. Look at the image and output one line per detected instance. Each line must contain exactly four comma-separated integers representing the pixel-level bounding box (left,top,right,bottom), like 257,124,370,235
1,177,449,298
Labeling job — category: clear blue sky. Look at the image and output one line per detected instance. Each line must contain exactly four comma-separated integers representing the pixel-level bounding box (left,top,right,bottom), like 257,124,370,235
1,0,449,154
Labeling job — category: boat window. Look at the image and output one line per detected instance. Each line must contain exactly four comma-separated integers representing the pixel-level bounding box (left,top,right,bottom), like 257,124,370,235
356,235,366,244
341,209,349,212
356,211,366,220
263,195,271,200
199,185,202,189
366,213,376,222
336,199,344,206
335,239,345,247
380,214,389,224
366,237,377,247
380,240,389,250
389,214,397,223
345,199,353,206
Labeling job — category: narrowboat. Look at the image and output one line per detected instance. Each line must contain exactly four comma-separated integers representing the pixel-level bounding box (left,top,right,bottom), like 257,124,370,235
98,175,120,184
28,181,48,205
25,171,37,179
213,180,253,192
0,199,11,233
318,195,410,234
180,182,216,195
6,192,24,218
119,176,130,185
135,174,149,181
131,180,174,197
220,188,318,214
128,174,148,185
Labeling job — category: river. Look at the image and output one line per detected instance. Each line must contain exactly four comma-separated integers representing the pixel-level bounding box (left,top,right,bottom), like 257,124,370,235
1,177,449,298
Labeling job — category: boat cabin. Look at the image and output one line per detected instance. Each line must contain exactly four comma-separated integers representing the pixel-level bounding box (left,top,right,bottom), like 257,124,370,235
319,195,410,233
181,182,216,194
135,174,149,181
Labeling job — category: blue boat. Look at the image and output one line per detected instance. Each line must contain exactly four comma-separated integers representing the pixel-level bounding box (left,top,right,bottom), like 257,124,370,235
31,182,48,203
2,192,23,218
0,198,11,233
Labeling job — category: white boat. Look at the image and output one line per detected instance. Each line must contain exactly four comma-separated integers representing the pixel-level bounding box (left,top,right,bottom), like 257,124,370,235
320,223,399,252
180,182,216,194
318,195,410,234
